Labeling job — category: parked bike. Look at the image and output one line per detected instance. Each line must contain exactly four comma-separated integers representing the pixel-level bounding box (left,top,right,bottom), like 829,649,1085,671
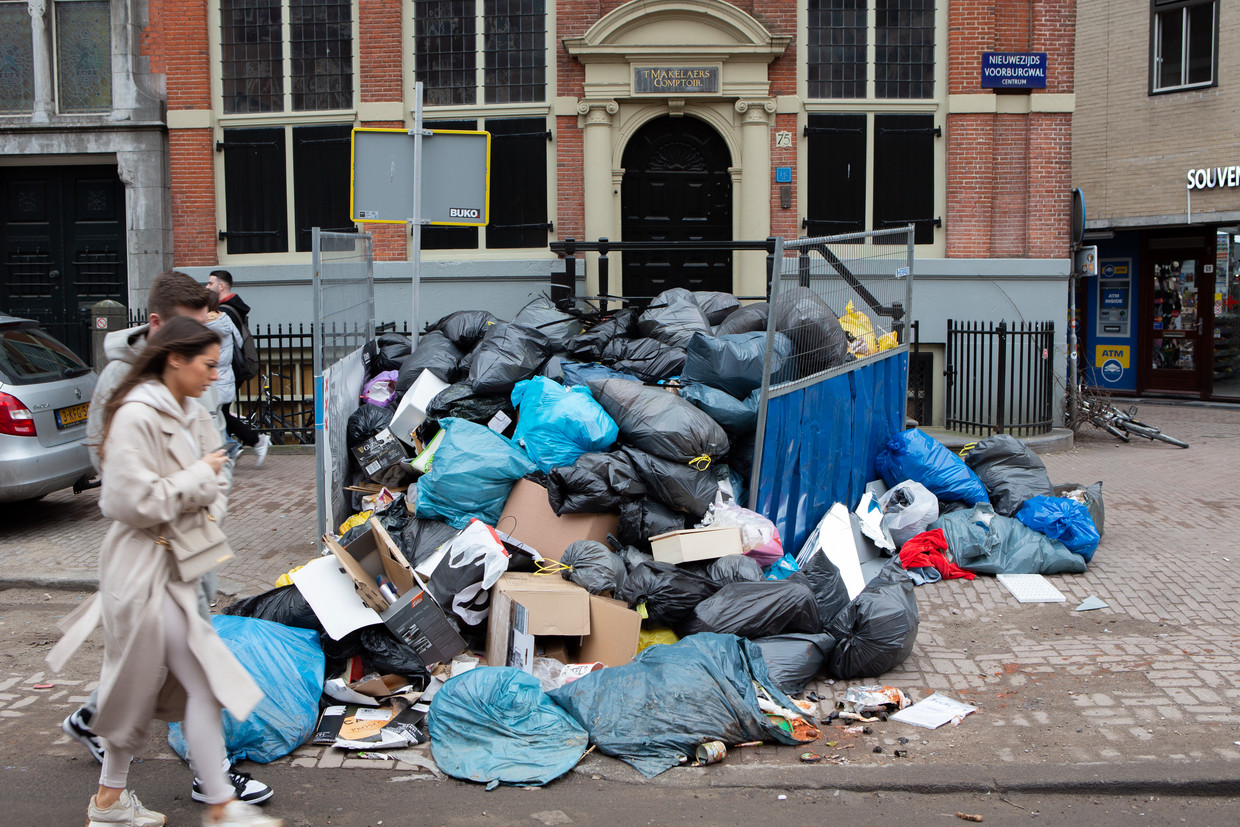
1069,386,1189,448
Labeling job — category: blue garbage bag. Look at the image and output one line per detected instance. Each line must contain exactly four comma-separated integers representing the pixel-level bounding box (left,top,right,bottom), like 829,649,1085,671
549,633,810,778
168,616,323,764
511,376,619,472
763,551,801,581
1014,495,1101,562
877,428,990,506
428,667,588,786
415,417,537,528
931,503,1087,575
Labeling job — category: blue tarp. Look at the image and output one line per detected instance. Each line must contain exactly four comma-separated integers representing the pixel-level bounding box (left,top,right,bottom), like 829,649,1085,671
753,352,907,558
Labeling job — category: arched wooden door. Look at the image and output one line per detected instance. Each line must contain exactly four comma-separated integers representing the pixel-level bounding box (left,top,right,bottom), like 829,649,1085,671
621,116,732,299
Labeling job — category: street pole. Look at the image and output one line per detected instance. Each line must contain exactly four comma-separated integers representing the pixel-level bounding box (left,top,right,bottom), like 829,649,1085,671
410,81,426,336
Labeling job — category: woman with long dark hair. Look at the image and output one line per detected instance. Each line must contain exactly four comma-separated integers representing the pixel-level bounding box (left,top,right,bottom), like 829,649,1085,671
48,317,282,827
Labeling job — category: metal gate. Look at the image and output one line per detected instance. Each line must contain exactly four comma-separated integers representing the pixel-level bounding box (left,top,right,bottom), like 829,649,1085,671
944,319,1055,437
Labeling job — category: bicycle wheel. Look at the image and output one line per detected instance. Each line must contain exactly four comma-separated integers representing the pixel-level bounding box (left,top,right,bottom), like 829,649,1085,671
1120,421,1189,447
1095,418,1129,442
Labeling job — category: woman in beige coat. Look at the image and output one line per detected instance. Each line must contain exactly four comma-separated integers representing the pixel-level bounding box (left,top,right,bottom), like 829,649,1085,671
48,317,282,827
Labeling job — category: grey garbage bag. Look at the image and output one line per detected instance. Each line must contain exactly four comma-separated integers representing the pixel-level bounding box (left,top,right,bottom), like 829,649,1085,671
549,633,809,777
614,560,719,627
687,554,765,586
930,503,1087,575
682,331,791,399
619,445,719,518
693,291,742,326
679,384,759,436
618,498,689,547
512,296,584,352
396,332,464,394
565,308,639,362
560,540,627,595
1053,481,1105,536
964,434,1055,516
716,302,769,336
468,323,553,396
636,287,712,347
680,579,822,639
601,337,686,383
774,286,849,379
424,310,500,350
825,559,919,680
798,549,852,629
754,633,837,695
546,451,646,515
588,377,729,465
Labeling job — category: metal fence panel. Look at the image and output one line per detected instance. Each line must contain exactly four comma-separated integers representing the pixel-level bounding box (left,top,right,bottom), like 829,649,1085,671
944,319,1054,437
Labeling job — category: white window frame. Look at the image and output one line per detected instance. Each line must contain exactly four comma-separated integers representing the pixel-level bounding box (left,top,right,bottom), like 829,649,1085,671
1151,0,1219,94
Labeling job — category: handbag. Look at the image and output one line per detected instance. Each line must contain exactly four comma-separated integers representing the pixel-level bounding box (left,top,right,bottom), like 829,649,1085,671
154,508,235,582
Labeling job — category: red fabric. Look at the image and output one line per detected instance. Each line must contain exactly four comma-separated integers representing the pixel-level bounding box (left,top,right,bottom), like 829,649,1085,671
899,529,976,581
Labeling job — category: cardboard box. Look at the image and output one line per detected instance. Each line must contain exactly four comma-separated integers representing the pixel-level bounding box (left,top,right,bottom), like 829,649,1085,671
577,595,642,667
649,526,743,564
485,572,590,669
496,478,619,562
322,519,466,664
352,427,409,478
389,371,450,447
313,700,426,749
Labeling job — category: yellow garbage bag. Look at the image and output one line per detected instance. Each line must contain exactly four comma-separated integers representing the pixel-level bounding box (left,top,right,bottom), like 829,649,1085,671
840,300,878,356
637,627,680,653
338,510,373,536
274,565,305,588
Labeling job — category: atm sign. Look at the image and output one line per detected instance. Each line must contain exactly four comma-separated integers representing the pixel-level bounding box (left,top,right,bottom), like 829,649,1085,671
1095,345,1129,369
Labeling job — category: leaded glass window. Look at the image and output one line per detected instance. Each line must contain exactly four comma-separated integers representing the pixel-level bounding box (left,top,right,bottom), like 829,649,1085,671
415,0,477,106
221,0,284,114
808,1,936,100
0,1,34,114
55,0,112,113
807,0,867,99
291,0,353,110
875,0,934,99
484,0,544,104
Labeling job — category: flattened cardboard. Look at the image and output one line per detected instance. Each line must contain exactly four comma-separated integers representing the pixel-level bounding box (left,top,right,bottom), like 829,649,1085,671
577,594,642,667
352,427,409,478
649,526,743,564
495,478,619,562
485,572,590,668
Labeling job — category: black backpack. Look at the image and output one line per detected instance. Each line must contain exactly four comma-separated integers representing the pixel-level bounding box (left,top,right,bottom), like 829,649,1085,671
220,304,259,383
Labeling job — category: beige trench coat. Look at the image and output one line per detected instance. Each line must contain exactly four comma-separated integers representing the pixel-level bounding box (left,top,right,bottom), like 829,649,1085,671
48,381,262,753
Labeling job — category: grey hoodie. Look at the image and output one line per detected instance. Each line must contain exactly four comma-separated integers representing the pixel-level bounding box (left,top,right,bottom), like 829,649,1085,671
86,323,232,490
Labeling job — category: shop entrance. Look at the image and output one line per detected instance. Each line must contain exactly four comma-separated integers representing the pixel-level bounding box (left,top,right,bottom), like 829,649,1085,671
1141,248,1215,396
621,116,733,299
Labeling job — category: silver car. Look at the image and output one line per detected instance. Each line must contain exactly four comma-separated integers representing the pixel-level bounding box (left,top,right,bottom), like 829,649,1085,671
0,314,97,502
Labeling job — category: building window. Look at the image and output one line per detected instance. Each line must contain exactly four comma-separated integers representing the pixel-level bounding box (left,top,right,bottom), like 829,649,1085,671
414,0,545,107
805,113,936,243
1151,0,1217,94
807,0,935,100
54,0,112,113
220,0,353,115
0,1,35,114
421,117,549,251
220,124,353,254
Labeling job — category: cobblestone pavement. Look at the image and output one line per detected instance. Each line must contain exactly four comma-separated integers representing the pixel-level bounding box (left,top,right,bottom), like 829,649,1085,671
2,402,1239,784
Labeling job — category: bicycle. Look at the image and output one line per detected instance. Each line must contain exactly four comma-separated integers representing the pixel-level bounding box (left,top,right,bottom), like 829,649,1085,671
1068,385,1189,448
240,372,315,445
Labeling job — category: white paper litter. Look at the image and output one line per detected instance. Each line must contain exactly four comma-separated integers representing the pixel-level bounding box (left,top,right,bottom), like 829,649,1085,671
1074,595,1109,611
996,573,1066,603
890,693,978,729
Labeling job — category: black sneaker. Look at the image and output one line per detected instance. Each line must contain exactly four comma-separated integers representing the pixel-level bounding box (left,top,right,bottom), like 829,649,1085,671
62,707,105,763
191,762,273,805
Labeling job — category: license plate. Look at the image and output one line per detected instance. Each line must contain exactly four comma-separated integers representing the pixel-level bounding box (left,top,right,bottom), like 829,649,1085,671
55,402,90,429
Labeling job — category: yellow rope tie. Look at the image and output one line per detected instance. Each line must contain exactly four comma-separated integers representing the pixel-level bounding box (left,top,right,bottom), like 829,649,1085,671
534,559,571,576
688,454,712,471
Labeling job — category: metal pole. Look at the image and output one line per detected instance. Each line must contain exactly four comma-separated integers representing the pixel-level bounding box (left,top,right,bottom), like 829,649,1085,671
996,321,1008,435
749,236,785,511
410,81,425,335
1067,264,1079,427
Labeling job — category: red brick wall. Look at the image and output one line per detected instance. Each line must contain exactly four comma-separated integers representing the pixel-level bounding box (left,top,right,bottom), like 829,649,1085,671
359,0,403,103
946,0,1075,259
170,129,218,267
556,115,585,240
160,0,211,110
769,113,799,240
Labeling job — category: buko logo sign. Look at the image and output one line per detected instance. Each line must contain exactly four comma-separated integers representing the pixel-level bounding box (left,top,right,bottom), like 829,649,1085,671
1187,166,1240,189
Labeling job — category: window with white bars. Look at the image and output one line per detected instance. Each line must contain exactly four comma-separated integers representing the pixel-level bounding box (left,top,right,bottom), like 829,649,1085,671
1151,0,1217,94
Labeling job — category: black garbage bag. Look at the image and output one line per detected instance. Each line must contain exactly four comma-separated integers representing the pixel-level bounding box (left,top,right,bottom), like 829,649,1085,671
358,626,431,682
799,550,851,631
728,430,756,482
364,332,414,378
753,633,837,695
346,404,394,450
396,517,461,568
693,291,741,326
1053,481,1106,536
512,296,583,352
424,310,500,350
424,382,516,429
825,559,919,679
224,585,321,630
396,332,464,395
687,554,765,586
716,302,768,336
619,446,719,518
468,323,553,396
774,286,849,379
565,308,639,362
636,287,711,347
588,377,729,465
616,542,655,572
546,451,646,515
964,434,1055,517
679,384,759,435
560,540,627,595
601,338,686,383
618,498,689,547
680,579,821,639
614,560,720,627
683,331,791,399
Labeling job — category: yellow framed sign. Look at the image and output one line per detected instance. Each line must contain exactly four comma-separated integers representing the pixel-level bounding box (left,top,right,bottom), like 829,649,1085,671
350,128,490,226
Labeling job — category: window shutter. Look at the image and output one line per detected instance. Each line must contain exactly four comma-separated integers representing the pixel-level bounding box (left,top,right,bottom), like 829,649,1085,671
220,127,288,254
804,114,866,238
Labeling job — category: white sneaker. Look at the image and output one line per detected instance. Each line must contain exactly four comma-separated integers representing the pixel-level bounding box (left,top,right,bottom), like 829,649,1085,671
203,800,284,827
254,434,271,467
88,790,166,826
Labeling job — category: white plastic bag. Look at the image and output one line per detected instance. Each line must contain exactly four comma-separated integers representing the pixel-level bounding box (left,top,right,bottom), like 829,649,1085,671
429,519,510,626
878,481,939,548
698,493,783,565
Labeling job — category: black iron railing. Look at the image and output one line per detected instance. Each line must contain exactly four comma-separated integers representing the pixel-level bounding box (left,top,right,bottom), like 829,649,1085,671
907,320,933,426
945,319,1054,437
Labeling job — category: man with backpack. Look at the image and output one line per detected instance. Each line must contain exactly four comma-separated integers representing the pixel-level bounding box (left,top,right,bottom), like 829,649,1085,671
207,270,269,465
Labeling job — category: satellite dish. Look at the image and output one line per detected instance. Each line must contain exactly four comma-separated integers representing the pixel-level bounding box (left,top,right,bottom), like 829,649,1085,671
1070,187,1086,249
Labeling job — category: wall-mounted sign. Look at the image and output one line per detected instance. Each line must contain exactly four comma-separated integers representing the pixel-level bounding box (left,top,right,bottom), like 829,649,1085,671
981,52,1047,89
634,66,719,94
1186,165,1240,189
